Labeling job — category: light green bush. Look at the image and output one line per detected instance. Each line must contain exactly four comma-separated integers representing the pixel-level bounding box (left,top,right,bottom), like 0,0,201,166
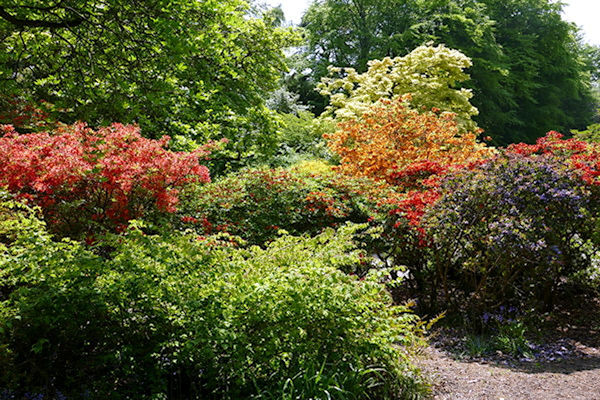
0,210,427,399
317,44,479,133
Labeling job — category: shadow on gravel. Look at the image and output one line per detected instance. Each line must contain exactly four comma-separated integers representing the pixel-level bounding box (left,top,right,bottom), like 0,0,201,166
429,325,600,375
433,344,600,375
505,356,600,374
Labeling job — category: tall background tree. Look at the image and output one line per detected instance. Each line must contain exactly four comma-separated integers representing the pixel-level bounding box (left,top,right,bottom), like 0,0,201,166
298,0,598,144
0,0,298,166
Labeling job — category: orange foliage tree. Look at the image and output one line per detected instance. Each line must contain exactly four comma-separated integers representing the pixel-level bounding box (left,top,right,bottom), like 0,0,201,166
324,96,493,184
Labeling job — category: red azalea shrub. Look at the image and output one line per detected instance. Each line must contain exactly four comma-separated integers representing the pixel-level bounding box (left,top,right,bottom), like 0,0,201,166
0,123,218,237
506,131,589,157
374,160,468,241
388,161,449,190
359,161,454,296
506,131,600,185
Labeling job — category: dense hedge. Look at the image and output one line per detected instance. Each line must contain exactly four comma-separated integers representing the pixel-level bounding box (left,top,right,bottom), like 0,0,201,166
0,202,427,399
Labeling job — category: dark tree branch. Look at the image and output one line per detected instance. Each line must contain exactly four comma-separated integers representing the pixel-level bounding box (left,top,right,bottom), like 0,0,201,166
0,6,83,29
13,1,66,12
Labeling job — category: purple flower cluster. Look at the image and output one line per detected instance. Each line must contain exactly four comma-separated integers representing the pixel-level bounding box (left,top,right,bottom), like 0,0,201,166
423,152,597,311
482,306,518,325
0,391,67,400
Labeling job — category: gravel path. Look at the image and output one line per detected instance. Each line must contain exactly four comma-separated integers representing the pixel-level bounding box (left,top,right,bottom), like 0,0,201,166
418,345,600,400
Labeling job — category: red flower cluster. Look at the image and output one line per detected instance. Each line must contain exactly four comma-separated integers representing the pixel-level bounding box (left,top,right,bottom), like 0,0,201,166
572,152,600,185
389,190,441,230
0,122,217,236
305,191,349,218
388,161,449,190
383,159,488,246
507,131,600,185
507,131,589,157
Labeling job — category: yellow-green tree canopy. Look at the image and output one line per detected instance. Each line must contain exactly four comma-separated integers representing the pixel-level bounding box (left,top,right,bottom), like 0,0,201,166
317,44,479,132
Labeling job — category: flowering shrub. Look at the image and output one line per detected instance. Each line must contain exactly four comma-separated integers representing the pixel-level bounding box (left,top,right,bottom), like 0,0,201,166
361,161,451,301
180,165,383,246
324,97,493,184
422,152,598,313
507,131,600,189
0,123,217,237
506,131,590,158
355,132,600,316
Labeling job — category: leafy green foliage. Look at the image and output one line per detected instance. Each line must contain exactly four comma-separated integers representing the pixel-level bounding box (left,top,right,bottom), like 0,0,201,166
476,0,596,143
463,321,532,359
0,0,298,163
179,164,382,247
301,0,423,75
0,190,45,248
0,213,427,399
573,120,600,143
317,44,480,132
494,321,532,358
271,111,335,166
300,0,597,144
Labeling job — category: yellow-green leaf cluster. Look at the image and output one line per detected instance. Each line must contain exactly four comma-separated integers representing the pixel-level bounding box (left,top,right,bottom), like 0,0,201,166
317,44,479,132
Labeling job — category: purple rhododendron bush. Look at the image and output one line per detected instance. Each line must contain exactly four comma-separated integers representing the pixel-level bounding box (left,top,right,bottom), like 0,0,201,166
423,152,598,316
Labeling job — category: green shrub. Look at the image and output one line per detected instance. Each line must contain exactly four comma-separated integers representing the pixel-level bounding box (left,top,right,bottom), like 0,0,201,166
179,165,380,246
270,111,336,166
462,321,532,359
0,214,427,399
0,191,47,247
494,321,532,358
572,121,600,143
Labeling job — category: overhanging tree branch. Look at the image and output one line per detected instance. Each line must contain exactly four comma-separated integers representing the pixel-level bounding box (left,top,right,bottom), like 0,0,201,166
0,6,83,29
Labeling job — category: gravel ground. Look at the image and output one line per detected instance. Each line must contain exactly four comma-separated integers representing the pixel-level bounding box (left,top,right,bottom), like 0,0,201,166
412,285,600,399
418,338,600,400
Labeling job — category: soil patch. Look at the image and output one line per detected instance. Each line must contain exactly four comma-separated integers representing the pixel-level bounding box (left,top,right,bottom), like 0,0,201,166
417,288,600,399
418,344,600,400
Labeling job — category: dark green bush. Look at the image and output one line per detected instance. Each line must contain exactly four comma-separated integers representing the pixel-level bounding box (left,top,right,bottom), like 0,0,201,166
179,164,380,246
0,209,427,399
